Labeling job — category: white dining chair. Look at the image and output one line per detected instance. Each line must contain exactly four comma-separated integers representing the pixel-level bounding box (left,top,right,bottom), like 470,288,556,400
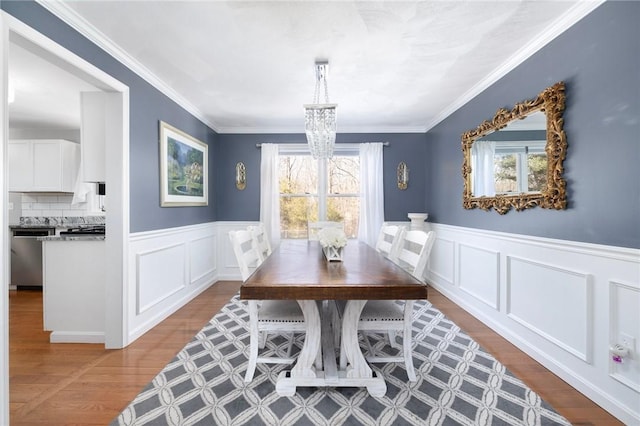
247,223,272,262
340,229,436,382
229,229,307,382
307,221,343,241
375,224,405,259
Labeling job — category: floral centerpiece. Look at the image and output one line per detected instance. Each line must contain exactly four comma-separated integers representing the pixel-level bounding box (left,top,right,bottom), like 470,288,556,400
318,227,347,262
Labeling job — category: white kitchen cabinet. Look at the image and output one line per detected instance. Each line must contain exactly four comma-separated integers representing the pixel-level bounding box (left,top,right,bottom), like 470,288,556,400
43,239,105,343
8,139,80,192
8,141,32,190
80,91,106,183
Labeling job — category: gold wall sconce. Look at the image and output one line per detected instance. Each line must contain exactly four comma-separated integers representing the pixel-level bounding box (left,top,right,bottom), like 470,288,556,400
235,162,246,190
397,161,409,190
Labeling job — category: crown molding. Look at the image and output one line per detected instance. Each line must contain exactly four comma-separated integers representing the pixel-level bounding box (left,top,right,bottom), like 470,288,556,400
36,0,221,132
37,0,603,136
423,0,605,132
216,124,427,134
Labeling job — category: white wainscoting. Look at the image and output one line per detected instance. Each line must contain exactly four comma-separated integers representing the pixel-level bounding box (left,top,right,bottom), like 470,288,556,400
609,280,640,393
459,244,500,309
506,256,592,363
136,243,186,315
427,223,640,425
126,221,258,345
128,222,217,343
123,220,639,423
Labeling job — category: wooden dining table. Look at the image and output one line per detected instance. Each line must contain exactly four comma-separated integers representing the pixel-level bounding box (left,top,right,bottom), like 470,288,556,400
240,239,428,397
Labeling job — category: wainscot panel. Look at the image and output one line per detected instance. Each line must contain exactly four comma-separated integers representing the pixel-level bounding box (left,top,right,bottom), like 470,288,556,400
609,280,640,392
507,256,591,362
189,234,217,284
430,237,456,287
136,243,186,315
426,223,640,425
459,244,500,309
128,223,218,343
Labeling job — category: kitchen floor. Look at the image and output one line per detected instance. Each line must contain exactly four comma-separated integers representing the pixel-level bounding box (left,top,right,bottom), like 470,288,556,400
9,288,118,424
9,282,240,425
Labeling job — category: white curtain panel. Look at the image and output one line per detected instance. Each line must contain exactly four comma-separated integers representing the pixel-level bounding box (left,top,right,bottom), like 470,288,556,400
259,144,281,248
358,143,384,247
472,140,496,197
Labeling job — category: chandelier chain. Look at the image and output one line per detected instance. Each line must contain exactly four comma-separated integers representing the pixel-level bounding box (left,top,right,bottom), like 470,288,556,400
313,78,321,104
323,75,330,104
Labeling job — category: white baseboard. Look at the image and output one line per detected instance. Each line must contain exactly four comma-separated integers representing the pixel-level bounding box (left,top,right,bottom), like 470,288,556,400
49,331,105,344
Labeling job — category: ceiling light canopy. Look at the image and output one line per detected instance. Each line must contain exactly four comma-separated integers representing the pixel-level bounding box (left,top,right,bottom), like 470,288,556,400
304,61,337,159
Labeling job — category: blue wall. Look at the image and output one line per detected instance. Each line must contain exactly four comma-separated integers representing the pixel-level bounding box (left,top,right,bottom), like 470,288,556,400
426,1,639,249
2,1,219,232
5,2,638,248
215,133,428,222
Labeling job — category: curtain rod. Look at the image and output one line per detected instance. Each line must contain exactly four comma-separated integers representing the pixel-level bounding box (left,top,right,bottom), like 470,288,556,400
256,142,389,148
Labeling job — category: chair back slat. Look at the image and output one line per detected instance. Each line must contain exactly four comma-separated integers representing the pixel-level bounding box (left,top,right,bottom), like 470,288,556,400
248,223,272,262
375,224,405,260
395,230,436,281
229,230,263,281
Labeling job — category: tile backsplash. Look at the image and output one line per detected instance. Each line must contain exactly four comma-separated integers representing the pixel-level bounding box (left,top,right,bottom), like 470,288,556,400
18,193,104,218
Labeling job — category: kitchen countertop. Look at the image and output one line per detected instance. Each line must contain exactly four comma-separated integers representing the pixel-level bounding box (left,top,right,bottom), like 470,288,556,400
10,216,105,229
39,235,105,241
11,224,68,229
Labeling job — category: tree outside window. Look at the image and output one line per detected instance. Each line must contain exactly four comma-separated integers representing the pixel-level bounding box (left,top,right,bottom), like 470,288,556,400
494,143,547,193
279,152,359,239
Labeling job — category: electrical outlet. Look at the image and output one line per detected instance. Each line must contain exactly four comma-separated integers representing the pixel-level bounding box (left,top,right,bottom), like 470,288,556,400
619,333,636,359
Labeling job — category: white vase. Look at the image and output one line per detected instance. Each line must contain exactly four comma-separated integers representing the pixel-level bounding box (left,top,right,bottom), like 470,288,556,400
322,245,343,262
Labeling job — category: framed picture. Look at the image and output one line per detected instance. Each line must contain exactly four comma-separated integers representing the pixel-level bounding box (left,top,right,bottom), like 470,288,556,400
159,121,208,207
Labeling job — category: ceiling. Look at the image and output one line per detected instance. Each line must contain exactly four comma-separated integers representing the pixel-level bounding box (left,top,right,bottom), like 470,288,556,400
8,40,99,131
10,1,601,134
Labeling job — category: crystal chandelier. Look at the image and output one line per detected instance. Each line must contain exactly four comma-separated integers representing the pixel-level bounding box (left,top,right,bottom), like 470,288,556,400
304,61,337,159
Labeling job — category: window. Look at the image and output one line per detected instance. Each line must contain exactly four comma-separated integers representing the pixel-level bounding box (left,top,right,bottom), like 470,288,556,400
494,141,547,194
279,145,359,239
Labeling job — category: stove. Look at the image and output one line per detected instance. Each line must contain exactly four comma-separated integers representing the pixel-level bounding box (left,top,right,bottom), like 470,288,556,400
59,225,106,236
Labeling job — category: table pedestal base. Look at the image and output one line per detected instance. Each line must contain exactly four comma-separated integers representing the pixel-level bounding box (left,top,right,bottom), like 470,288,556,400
276,370,386,397
275,299,387,397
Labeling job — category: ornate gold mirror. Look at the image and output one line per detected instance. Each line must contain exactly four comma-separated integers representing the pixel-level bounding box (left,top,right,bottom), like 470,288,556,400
461,81,567,214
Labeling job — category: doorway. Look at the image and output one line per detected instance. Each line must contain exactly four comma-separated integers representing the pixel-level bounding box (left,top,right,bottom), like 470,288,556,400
1,11,130,423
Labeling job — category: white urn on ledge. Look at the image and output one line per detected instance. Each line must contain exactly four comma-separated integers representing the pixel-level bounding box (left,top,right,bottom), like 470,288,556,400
408,213,429,231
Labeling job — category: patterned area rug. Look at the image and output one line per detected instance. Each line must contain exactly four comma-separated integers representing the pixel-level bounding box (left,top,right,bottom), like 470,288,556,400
112,296,570,426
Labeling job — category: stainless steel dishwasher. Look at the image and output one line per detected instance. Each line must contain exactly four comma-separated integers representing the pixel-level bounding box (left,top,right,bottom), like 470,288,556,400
10,227,55,289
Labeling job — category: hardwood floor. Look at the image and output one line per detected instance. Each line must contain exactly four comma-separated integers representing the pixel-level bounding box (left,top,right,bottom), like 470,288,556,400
9,282,621,425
